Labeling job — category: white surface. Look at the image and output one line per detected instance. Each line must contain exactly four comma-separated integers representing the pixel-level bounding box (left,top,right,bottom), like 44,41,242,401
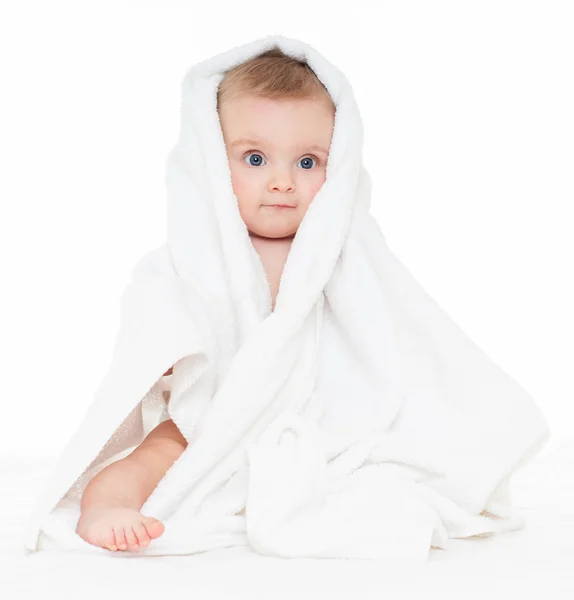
2,436,573,598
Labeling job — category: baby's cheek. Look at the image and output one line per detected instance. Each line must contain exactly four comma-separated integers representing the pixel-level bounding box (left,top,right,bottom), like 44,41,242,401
307,176,327,202
230,171,253,201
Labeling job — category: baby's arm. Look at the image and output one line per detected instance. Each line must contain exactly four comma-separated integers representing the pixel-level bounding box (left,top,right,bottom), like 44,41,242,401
80,419,187,514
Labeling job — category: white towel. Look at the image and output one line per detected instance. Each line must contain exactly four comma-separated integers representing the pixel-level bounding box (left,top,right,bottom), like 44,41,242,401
23,34,550,561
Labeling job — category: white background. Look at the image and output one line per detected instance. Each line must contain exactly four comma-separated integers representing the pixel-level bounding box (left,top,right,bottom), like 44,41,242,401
0,1,571,455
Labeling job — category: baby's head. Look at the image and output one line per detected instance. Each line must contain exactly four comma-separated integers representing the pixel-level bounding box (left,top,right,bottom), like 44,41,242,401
217,48,335,241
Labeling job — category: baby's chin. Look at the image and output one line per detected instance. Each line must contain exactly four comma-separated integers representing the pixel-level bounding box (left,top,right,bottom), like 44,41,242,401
248,224,297,241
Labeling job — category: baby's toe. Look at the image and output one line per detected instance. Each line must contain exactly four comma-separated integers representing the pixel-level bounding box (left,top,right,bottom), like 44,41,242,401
132,523,150,547
141,516,165,539
123,526,139,550
102,529,117,552
113,526,128,550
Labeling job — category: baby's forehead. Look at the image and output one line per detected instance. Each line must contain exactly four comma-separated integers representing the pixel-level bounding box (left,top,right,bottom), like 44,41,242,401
229,135,329,155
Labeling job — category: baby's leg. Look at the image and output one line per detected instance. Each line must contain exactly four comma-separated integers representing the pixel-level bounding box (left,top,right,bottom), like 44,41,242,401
77,420,187,550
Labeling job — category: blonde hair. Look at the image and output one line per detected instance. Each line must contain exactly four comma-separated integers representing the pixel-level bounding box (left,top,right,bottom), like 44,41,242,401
216,46,335,112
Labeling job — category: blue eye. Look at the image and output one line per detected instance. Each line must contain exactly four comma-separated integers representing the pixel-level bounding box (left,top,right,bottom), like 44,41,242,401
298,156,317,169
244,152,265,167
242,151,319,169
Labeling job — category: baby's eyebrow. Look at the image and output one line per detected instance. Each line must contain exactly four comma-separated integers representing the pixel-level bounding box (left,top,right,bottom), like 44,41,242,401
230,137,329,155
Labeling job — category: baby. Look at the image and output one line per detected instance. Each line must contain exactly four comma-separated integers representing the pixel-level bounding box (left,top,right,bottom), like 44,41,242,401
76,48,335,552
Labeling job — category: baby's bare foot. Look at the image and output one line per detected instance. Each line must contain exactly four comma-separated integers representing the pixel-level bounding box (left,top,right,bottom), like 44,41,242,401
76,505,165,552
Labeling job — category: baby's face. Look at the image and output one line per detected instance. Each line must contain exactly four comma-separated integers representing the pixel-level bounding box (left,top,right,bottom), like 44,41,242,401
219,94,334,240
